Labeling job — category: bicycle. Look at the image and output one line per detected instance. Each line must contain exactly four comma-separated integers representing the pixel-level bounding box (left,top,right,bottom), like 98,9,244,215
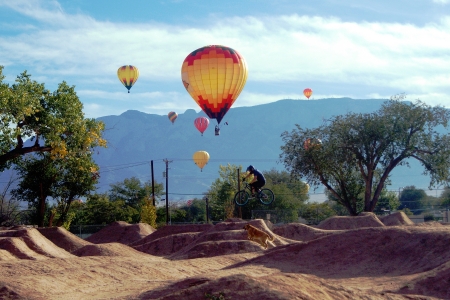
234,181,275,206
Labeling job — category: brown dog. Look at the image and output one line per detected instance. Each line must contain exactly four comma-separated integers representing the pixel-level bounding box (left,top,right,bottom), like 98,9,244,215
243,223,274,249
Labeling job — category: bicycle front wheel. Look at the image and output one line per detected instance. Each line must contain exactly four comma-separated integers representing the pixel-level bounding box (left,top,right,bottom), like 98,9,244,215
234,190,250,206
259,188,274,205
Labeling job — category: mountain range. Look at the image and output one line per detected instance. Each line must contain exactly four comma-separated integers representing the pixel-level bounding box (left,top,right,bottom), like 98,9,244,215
93,97,442,203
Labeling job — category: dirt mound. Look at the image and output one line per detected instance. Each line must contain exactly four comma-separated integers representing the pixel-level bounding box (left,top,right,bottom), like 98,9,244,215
137,272,381,300
414,221,444,227
169,219,294,260
85,221,156,245
317,212,385,230
232,225,450,278
398,260,450,299
0,249,18,261
37,227,92,253
133,232,202,256
130,223,213,247
0,228,74,259
273,223,341,242
72,242,154,257
0,283,29,300
0,238,49,260
379,211,414,226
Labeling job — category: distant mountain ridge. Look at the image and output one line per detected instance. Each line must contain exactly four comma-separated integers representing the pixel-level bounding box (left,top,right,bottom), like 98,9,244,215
93,98,442,201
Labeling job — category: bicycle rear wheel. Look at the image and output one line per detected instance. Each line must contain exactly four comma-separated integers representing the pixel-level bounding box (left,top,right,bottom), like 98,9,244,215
258,188,274,205
234,190,249,206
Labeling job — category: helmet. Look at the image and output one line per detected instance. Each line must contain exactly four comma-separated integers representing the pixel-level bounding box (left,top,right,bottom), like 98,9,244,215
246,165,254,172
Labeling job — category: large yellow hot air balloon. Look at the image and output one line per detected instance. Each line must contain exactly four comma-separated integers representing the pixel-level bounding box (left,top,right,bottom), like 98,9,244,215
181,45,248,125
193,150,210,171
117,65,139,93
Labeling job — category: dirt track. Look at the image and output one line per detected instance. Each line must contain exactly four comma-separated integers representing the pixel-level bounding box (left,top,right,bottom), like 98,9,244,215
1,212,450,299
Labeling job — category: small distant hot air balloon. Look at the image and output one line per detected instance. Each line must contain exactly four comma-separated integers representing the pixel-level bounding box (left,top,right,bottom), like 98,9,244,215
194,117,209,136
117,65,139,93
302,181,310,194
181,45,248,126
303,88,313,99
303,138,322,150
168,111,178,124
193,150,210,171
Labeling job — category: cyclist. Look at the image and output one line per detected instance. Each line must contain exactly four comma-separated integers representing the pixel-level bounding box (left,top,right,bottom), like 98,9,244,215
243,165,266,197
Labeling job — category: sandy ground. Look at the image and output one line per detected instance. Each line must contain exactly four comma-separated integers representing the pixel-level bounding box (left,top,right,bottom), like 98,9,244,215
1,212,450,299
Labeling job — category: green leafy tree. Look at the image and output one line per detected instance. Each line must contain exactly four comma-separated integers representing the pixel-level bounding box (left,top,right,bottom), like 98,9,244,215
398,186,426,215
11,151,100,227
0,174,22,226
281,98,450,215
1,68,106,226
81,193,137,225
440,187,450,208
11,156,57,227
374,190,400,214
108,177,164,223
299,202,337,225
140,199,157,227
208,164,242,221
0,68,106,170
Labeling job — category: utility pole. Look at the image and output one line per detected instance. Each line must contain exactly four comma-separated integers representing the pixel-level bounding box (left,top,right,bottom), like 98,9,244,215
163,159,172,225
237,167,242,219
151,160,155,206
204,196,209,223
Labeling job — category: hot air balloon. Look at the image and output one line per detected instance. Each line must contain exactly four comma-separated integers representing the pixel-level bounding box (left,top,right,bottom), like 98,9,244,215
303,138,322,150
168,111,178,124
117,65,139,93
194,117,209,136
193,150,210,171
303,88,313,99
181,45,248,125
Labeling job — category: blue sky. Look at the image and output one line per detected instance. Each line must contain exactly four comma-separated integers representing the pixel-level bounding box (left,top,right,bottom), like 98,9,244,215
1,0,450,119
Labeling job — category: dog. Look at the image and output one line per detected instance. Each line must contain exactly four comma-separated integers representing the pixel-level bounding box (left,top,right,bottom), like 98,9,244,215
243,223,274,249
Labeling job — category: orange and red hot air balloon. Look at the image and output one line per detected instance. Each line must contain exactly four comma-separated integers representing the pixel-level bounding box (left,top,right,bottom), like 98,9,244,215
303,88,313,99
181,45,248,125
117,65,139,93
194,117,209,136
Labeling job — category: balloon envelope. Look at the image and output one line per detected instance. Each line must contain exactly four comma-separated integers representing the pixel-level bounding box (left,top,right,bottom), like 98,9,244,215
304,138,322,150
193,150,210,171
194,117,210,135
303,88,313,99
168,111,178,123
181,45,248,124
117,65,139,93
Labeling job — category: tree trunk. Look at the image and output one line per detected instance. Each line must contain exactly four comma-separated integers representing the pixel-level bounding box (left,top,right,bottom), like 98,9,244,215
38,183,46,227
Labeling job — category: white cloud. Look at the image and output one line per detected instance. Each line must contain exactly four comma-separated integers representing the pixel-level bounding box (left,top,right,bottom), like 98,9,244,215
432,0,449,4
1,0,450,117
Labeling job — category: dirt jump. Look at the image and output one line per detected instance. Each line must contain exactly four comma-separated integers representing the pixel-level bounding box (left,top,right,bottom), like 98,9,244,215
1,212,450,299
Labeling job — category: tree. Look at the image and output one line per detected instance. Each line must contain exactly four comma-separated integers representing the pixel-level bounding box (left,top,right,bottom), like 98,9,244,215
108,177,164,223
207,165,310,221
440,187,450,208
207,164,242,221
140,199,157,227
299,202,337,225
374,190,400,214
11,149,100,227
81,193,138,225
11,156,57,227
0,68,106,170
280,98,450,215
0,174,22,226
398,186,426,215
